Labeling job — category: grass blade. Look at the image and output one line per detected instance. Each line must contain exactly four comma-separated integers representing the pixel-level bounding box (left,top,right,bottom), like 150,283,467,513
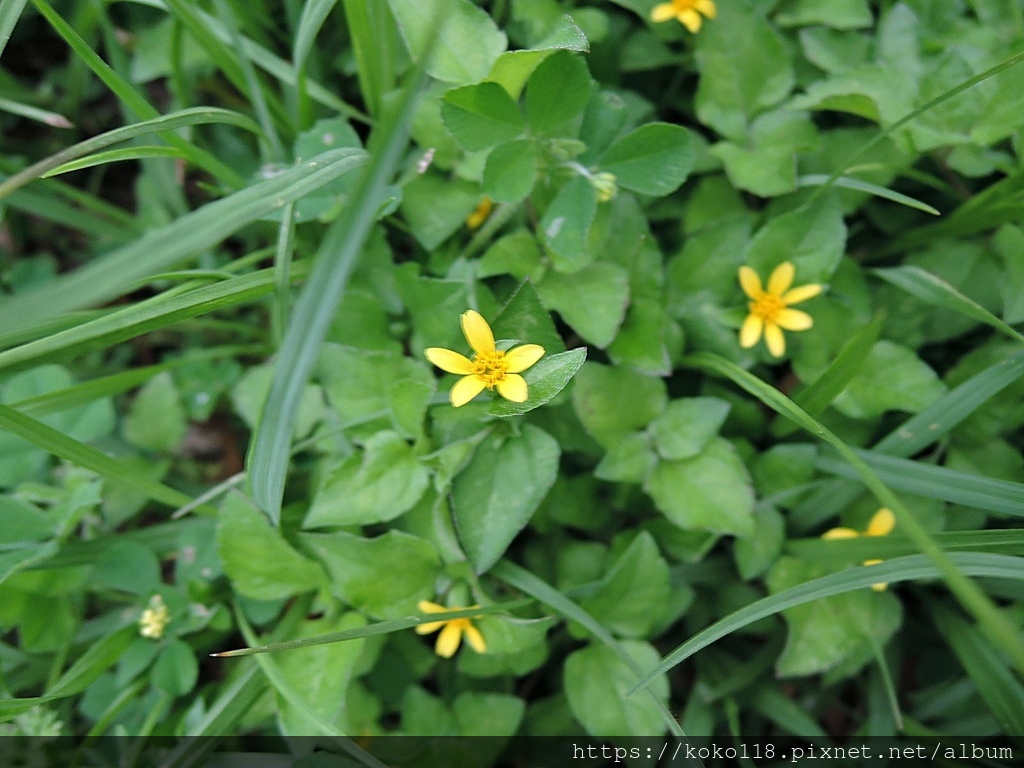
630,553,1024,694
874,265,1024,344
0,0,27,60
0,403,209,512
42,146,185,176
684,352,1024,674
493,560,686,738
789,529,1024,562
294,0,338,73
798,174,939,215
0,95,72,127
340,0,397,118
0,149,365,340
0,107,258,200
246,60,425,523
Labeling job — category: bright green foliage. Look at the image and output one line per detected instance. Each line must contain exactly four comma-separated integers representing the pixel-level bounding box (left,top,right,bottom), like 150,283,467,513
0,0,1022,749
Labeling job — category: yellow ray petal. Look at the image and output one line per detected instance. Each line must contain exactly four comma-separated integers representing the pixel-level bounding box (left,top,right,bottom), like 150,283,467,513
767,262,795,296
774,308,813,331
461,309,495,354
782,283,822,305
415,620,447,635
463,623,487,654
678,8,702,31
870,582,889,592
425,347,476,374
418,600,446,613
695,0,717,18
496,373,528,402
435,622,463,658
764,323,786,357
739,313,763,348
650,1,678,22
504,344,545,373
866,507,896,537
738,266,763,299
450,375,487,407
822,527,859,540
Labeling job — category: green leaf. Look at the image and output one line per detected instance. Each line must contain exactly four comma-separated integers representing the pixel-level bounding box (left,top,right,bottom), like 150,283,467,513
487,15,589,99
644,437,755,538
388,0,506,84
539,176,598,271
564,641,669,736
489,279,566,354
400,170,481,249
775,0,873,29
122,371,188,453
832,340,946,419
151,640,199,697
538,262,629,347
451,425,560,573
571,362,667,448
0,496,53,543
606,297,677,376
441,82,524,151
92,541,161,595
768,556,901,677
232,364,325,440
594,432,657,484
734,506,786,580
489,348,587,417
797,174,939,216
579,532,671,639
650,397,731,461
524,50,593,136
599,123,694,197
42,146,186,177
743,194,846,283
694,2,794,139
216,491,325,600
304,432,429,527
303,531,441,620
483,139,538,203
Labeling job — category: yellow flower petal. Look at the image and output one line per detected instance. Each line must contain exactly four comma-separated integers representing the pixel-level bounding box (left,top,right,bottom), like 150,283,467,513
450,375,487,407
650,1,678,22
504,344,545,373
822,527,860,540
415,620,448,635
782,283,823,305
425,347,476,375
774,308,814,331
418,600,446,613
678,8,702,31
866,507,896,537
739,313,763,348
461,310,494,354
463,623,487,654
871,582,889,592
764,323,786,357
767,262,795,296
496,373,528,402
738,266,763,299
695,0,717,18
435,622,463,658
863,558,884,566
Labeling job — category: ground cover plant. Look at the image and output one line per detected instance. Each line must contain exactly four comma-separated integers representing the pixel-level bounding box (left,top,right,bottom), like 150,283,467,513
0,0,1023,754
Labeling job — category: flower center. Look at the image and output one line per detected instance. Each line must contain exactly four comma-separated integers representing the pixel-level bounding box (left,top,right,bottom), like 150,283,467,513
472,350,509,388
750,294,786,323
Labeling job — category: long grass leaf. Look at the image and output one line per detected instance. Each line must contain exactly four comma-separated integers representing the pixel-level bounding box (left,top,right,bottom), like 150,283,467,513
0,150,365,339
0,267,287,372
798,174,939,215
340,0,397,118
294,0,338,73
684,352,1024,674
931,603,1024,734
0,107,258,200
30,0,246,187
246,63,423,524
0,0,28,60
0,403,207,512
630,553,1024,693
0,95,72,127
42,146,185,177
493,560,687,738
874,265,1024,344
789,529,1024,561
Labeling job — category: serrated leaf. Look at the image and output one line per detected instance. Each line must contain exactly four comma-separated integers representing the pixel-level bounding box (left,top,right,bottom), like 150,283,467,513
489,348,587,417
599,123,694,197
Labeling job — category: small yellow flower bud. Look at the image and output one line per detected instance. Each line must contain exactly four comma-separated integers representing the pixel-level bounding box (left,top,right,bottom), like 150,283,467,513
139,594,170,640
590,171,618,203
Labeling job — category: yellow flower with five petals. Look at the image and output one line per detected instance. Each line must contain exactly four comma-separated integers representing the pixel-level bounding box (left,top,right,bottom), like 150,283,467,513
822,508,896,592
415,600,487,658
738,261,822,357
425,310,545,407
650,0,717,33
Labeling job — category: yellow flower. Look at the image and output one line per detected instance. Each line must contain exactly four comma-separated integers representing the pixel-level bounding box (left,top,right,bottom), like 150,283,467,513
466,197,493,229
738,261,822,357
590,171,618,203
425,309,545,407
414,600,487,658
139,594,170,639
822,508,896,592
650,0,717,32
